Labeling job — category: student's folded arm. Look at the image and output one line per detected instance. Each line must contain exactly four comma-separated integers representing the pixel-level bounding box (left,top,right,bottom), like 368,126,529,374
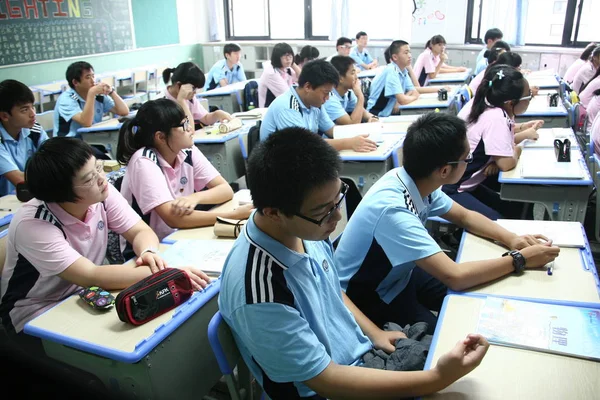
59,256,153,290
334,113,354,125
493,154,518,171
120,220,160,258
154,200,250,229
109,92,130,116
394,92,418,105
188,175,234,205
219,78,229,87
70,100,96,127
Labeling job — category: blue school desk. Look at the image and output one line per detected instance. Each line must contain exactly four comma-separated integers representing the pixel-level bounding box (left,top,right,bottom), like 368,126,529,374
498,147,593,223
422,294,600,400
357,65,385,79
31,81,67,102
78,117,123,159
196,79,258,114
525,73,560,90
451,222,599,306
399,91,458,115
427,69,473,85
515,94,569,128
23,243,224,400
338,137,402,196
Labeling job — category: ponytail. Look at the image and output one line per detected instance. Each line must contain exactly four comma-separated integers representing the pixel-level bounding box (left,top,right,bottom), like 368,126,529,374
116,118,141,165
294,54,302,65
162,63,205,88
469,64,524,124
162,67,175,84
580,43,598,61
425,40,431,49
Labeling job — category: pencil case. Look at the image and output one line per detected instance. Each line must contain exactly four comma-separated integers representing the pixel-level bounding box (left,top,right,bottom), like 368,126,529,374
554,138,571,162
214,216,247,238
218,117,243,133
116,268,194,326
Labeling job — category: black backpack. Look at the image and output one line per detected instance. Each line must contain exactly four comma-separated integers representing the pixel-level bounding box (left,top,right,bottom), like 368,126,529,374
243,80,259,111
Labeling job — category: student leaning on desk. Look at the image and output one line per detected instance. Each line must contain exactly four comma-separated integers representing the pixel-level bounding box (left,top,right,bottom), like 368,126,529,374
219,127,490,400
0,138,210,343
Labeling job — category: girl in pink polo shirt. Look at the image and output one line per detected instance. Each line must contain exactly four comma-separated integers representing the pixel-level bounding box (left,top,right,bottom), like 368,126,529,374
572,46,600,94
578,67,600,107
591,110,600,156
258,42,301,107
564,42,596,83
586,90,600,130
412,35,467,86
469,43,511,94
163,62,232,129
117,99,252,248
0,138,211,337
443,65,537,220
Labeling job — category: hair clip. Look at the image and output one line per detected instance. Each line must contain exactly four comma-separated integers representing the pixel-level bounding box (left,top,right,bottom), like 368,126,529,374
132,125,139,134
488,80,493,87
496,70,505,80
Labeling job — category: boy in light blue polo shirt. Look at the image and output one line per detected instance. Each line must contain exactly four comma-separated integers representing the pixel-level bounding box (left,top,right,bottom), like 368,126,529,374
219,127,490,399
335,113,560,334
350,31,378,71
474,28,504,75
54,61,129,138
324,56,377,125
366,40,420,117
203,43,247,91
260,59,377,152
0,80,49,196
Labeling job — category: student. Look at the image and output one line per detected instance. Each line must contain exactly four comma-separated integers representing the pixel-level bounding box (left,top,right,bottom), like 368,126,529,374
591,109,600,155
0,137,212,336
413,35,467,86
335,112,560,332
0,80,49,196
367,40,420,117
258,43,301,108
445,65,540,220
350,31,378,71
260,59,377,152
469,41,511,94
295,45,320,70
564,42,597,83
203,43,247,91
326,37,353,61
219,127,491,399
117,98,253,247
475,28,504,74
572,46,600,94
578,65,600,107
54,61,129,138
163,62,231,129
324,56,378,125
586,90,600,130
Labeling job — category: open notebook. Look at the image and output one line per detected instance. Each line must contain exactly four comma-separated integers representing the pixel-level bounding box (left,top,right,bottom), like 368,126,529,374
333,122,384,143
495,219,585,248
476,297,600,362
523,128,574,148
161,239,234,276
521,159,585,180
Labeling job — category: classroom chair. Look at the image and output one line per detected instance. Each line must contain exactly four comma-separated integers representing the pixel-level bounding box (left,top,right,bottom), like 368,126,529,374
455,85,471,113
31,89,43,113
36,110,54,137
208,311,263,400
0,229,9,277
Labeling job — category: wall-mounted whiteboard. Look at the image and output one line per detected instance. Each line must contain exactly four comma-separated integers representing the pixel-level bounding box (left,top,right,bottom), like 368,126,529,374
411,0,469,45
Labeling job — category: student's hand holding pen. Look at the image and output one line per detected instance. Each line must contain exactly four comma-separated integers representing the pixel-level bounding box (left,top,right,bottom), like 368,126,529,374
520,243,561,269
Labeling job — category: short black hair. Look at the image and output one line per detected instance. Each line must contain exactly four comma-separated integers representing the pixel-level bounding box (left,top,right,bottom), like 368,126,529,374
426,35,446,49
248,127,341,216
484,28,503,43
403,113,468,180
336,37,352,47
495,51,522,68
162,62,206,88
356,31,368,40
223,43,241,57
271,43,295,69
470,64,524,124
0,79,35,114
295,45,320,65
483,41,511,64
330,56,355,77
66,61,94,89
297,59,340,88
384,40,409,63
26,137,94,203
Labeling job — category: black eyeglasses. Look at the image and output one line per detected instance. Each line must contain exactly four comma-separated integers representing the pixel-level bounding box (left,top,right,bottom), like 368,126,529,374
505,89,533,104
447,152,473,165
294,182,348,226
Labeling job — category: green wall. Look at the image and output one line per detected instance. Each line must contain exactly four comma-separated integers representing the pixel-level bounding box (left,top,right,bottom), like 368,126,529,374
0,44,203,87
132,0,180,48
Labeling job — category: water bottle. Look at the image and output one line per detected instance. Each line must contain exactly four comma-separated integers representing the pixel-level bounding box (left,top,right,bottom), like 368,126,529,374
248,101,256,110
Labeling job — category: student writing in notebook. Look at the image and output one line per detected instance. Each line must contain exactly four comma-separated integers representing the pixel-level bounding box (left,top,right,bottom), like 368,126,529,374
335,113,559,334
367,40,420,117
350,31,378,71
163,62,232,129
412,35,467,86
0,80,49,196
203,43,247,91
323,56,378,125
258,42,301,108
219,127,491,400
444,65,542,220
117,99,252,256
260,59,377,152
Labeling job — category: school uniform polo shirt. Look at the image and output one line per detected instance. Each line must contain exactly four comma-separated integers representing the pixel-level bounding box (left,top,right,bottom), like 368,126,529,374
579,76,600,107
469,70,485,95
53,88,115,137
587,95,600,129
413,48,441,86
219,213,372,399
564,59,585,83
323,88,358,122
164,90,208,122
350,47,374,71
450,106,515,193
474,47,488,75
591,109,600,156
0,184,140,333
0,123,48,196
258,61,297,108
572,61,595,94
204,59,247,91
335,167,453,305
120,146,220,241
259,86,335,141
366,63,416,117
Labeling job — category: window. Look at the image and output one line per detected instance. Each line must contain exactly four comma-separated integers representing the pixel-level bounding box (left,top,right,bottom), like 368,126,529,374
465,0,599,47
226,0,269,38
347,0,401,40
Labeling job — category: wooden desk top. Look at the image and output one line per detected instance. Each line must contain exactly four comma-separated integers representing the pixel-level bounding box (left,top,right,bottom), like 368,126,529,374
338,137,401,160
424,295,600,399
0,195,24,220
165,199,240,242
457,232,599,305
500,146,584,180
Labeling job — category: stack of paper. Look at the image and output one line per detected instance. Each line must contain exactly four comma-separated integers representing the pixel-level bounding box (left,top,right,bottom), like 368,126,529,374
234,189,253,206
495,219,585,248
333,122,384,143
161,239,234,275
521,159,584,180
232,108,267,120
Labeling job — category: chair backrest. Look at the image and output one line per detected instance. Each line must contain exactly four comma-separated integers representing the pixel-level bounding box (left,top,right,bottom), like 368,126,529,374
98,75,116,88
247,121,262,160
36,110,54,136
208,311,245,400
0,230,9,276
242,80,259,111
32,89,42,112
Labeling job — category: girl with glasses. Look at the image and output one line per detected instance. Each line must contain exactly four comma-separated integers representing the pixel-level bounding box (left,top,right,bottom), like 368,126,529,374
443,64,537,220
258,42,301,108
117,99,252,254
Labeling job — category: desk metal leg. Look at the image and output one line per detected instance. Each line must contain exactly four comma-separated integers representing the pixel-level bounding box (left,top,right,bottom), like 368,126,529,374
196,140,245,183
42,296,223,400
500,183,591,222
81,131,119,159
340,159,393,197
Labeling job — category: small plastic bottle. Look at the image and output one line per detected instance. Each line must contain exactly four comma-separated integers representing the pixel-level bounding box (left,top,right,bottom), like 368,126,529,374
248,101,256,110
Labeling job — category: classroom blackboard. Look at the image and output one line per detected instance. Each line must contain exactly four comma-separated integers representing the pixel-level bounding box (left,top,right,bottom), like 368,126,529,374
0,0,134,66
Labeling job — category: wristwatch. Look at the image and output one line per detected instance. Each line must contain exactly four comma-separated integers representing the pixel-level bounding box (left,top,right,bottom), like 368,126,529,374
140,247,158,257
108,86,115,95
502,250,526,274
